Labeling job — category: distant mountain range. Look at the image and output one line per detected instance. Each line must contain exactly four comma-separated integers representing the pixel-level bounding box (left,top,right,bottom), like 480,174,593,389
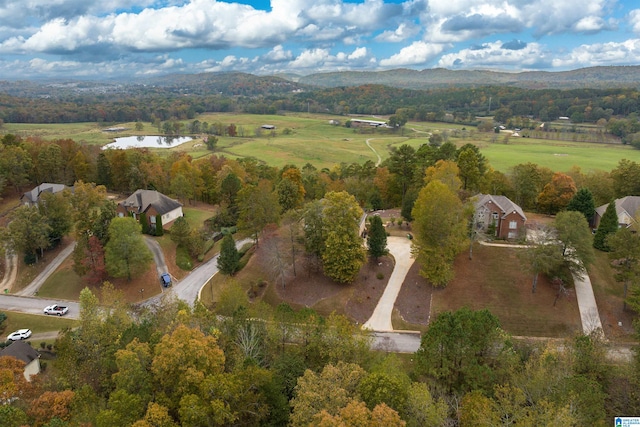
290,66,640,90
2,66,640,99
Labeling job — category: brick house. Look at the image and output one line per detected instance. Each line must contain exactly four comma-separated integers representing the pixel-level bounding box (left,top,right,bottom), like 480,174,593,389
593,196,640,230
0,341,41,381
117,190,183,231
474,194,527,240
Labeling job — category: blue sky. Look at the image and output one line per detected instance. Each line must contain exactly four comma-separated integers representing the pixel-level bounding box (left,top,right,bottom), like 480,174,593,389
1,0,639,80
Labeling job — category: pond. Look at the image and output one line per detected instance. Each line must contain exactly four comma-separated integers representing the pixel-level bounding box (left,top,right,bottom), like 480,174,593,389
102,135,193,150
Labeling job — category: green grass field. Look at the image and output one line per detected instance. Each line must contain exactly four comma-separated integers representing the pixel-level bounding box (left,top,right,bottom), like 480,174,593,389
1,311,77,340
4,113,640,172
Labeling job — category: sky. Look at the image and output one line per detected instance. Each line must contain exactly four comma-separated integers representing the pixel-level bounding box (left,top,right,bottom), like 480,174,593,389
1,0,640,80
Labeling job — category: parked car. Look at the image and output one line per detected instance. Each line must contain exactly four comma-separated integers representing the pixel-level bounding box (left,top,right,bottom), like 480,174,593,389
7,329,32,341
160,273,172,287
43,304,69,316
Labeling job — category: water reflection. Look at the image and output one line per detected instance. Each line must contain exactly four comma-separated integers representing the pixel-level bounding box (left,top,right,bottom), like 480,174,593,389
103,135,193,149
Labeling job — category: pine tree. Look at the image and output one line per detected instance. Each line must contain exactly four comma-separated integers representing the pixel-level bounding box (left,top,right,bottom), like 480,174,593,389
594,200,619,251
139,213,150,234
367,215,388,260
217,234,240,275
155,214,164,236
567,188,596,224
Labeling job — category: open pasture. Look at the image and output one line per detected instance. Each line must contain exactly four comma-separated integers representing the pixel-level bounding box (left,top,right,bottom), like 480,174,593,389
3,113,640,172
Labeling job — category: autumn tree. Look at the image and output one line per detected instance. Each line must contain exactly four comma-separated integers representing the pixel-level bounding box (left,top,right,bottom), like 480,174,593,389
367,214,387,261
38,190,72,246
411,180,467,287
537,172,577,215
554,210,595,277
321,191,366,283
104,217,153,280
519,226,564,293
237,180,280,246
3,204,51,263
278,166,306,212
594,200,619,251
290,362,367,426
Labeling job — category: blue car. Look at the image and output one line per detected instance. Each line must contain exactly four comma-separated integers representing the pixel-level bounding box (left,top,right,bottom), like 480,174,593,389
160,273,172,287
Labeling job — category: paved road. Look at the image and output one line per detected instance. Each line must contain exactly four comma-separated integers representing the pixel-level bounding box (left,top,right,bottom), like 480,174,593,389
371,331,421,353
0,294,80,319
363,236,415,331
144,237,253,306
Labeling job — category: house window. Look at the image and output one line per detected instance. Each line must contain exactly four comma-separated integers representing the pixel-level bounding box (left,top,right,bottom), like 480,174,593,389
509,221,517,229
150,215,156,224
118,212,124,218
508,231,516,239
492,212,499,220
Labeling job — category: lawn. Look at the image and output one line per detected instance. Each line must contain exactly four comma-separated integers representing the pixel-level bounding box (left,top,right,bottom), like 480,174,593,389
4,113,640,173
430,244,583,338
1,311,77,339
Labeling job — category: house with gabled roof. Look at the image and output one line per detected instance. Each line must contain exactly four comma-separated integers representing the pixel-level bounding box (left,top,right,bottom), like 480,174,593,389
474,194,527,240
0,341,41,381
21,183,71,206
593,196,640,230
116,189,183,231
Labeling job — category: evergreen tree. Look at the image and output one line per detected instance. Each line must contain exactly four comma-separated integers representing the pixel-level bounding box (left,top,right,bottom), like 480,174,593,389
367,215,388,260
594,200,619,251
155,214,164,236
139,213,150,235
169,216,190,247
567,188,596,224
217,234,240,275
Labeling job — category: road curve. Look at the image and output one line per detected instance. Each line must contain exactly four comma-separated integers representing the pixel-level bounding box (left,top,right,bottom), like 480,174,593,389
143,237,253,306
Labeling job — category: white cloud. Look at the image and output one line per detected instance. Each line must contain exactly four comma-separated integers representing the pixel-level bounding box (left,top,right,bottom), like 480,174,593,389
551,39,640,68
380,41,444,67
437,40,548,69
375,23,420,42
289,48,331,69
630,9,640,34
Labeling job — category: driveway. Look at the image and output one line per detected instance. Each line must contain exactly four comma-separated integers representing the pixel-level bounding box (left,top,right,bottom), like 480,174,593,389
362,236,415,331
144,237,253,306
15,242,75,297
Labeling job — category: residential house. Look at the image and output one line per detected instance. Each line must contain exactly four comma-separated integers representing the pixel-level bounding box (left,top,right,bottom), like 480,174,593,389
117,190,183,231
474,194,527,240
21,183,70,206
0,341,41,381
593,196,640,229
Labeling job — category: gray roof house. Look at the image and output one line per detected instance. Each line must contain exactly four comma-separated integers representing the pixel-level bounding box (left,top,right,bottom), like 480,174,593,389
21,183,70,206
117,189,183,230
0,341,41,381
594,196,640,229
474,194,527,240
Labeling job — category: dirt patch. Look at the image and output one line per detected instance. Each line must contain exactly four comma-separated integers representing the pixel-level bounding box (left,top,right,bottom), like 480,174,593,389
345,256,394,323
394,262,432,326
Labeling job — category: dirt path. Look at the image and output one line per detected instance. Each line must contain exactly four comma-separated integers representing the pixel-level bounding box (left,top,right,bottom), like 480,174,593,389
365,138,382,166
0,252,17,293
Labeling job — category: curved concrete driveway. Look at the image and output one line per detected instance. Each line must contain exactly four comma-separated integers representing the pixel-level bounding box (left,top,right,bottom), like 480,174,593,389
363,236,415,331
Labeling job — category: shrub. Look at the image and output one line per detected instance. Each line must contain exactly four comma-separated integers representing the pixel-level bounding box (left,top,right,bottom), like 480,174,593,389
376,273,384,280
176,245,193,270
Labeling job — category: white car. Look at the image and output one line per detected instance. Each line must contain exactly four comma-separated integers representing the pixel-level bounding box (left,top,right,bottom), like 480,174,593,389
43,304,69,316
7,329,32,341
